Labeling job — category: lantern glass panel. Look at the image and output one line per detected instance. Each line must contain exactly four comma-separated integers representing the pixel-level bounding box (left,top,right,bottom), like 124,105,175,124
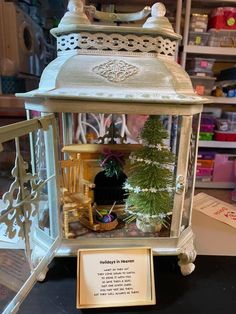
0,115,60,313
182,113,201,230
57,112,195,240
0,117,61,313
0,139,31,313
0,232,31,313
30,125,60,241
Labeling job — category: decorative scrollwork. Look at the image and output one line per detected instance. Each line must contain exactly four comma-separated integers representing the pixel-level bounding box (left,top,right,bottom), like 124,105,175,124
75,113,136,144
1,153,46,240
57,32,177,56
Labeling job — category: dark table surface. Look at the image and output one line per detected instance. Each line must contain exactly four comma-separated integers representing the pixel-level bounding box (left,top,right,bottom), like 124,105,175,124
18,255,236,314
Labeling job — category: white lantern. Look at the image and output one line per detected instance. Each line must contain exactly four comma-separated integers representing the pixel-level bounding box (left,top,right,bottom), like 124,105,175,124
0,2,206,312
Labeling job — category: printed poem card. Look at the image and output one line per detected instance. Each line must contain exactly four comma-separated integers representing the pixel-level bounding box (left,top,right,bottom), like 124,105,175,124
77,247,155,308
193,192,236,229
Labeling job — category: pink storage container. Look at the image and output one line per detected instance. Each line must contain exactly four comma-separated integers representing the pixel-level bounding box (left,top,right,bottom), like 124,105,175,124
200,124,215,132
196,167,213,176
212,154,236,183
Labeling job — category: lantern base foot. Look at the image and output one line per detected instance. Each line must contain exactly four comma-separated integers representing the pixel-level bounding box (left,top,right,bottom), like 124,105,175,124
36,267,49,282
179,262,195,276
178,240,197,276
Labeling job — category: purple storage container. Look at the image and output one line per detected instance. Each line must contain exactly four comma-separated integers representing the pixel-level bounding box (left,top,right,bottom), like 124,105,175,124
200,124,215,132
198,151,216,160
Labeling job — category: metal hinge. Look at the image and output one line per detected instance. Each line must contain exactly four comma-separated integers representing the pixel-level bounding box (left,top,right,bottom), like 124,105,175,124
176,175,185,194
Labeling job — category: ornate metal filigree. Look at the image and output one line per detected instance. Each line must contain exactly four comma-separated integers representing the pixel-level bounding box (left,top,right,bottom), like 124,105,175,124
35,129,46,179
57,32,177,57
75,113,137,144
93,60,139,83
1,153,46,240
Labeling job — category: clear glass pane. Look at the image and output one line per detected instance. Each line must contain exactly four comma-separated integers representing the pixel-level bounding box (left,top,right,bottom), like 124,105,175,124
182,113,200,230
0,116,60,312
59,114,182,239
0,136,31,312
29,126,59,266
0,242,31,312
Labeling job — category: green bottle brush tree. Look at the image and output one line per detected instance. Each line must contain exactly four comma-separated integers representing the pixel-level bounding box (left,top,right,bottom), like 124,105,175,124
124,115,176,233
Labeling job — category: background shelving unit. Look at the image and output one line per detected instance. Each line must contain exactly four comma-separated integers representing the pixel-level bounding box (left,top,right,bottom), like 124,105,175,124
181,0,236,67
199,140,236,148
181,0,236,190
206,96,236,104
195,181,235,188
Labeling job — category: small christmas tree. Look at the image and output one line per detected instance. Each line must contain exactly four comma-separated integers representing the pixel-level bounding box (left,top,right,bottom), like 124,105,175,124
124,115,176,232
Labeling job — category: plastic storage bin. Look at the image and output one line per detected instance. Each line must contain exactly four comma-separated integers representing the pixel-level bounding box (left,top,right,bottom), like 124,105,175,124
200,124,215,132
212,154,236,183
208,29,236,47
190,76,216,96
216,119,230,131
189,57,215,74
196,167,213,176
222,111,236,121
188,70,214,77
203,106,222,118
198,151,216,160
190,13,208,32
197,159,214,168
199,132,214,141
214,131,236,141
208,7,236,30
222,112,236,131
195,176,212,182
201,114,215,125
188,31,210,46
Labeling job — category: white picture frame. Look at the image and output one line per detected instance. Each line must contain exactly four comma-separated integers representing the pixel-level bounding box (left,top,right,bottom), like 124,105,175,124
77,247,156,309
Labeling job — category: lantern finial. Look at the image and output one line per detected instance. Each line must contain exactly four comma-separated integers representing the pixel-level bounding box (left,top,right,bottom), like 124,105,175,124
143,2,173,32
151,2,166,17
59,0,90,27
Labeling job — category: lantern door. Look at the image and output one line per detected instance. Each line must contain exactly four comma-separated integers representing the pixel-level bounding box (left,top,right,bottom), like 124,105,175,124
0,114,61,314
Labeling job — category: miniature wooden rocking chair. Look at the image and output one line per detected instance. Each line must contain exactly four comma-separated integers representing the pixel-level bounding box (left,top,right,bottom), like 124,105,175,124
59,158,95,238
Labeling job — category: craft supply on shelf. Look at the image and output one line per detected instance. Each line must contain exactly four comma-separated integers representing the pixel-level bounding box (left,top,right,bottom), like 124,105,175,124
188,31,210,46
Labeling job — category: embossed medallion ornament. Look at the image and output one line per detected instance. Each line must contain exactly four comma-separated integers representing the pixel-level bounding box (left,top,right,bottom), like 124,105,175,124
93,60,139,83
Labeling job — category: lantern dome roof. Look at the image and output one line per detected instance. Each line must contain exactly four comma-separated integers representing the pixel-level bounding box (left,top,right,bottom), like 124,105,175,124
18,1,206,105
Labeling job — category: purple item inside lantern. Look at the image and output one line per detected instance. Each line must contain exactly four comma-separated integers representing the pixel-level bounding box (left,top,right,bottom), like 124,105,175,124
96,211,117,224
101,214,114,223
